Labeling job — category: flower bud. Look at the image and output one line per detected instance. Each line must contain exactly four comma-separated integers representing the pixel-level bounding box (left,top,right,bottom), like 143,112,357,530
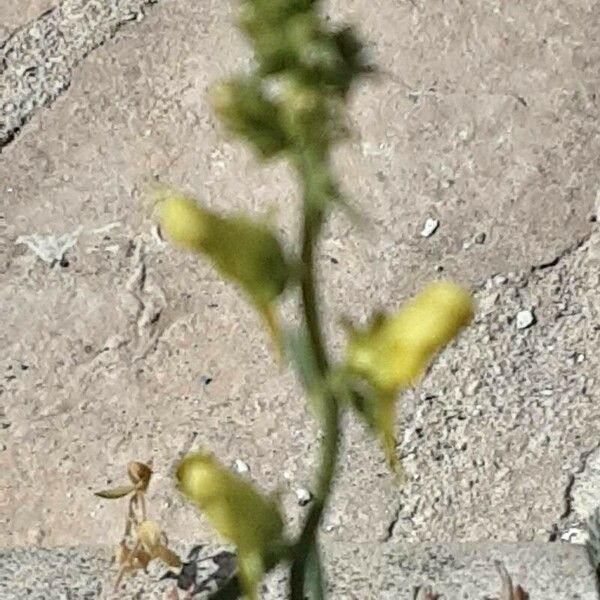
177,452,285,599
345,282,474,469
211,78,289,158
159,193,290,348
347,282,474,393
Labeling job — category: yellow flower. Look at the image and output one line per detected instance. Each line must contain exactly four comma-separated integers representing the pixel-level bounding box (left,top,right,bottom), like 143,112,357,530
345,282,474,468
347,282,474,392
158,192,290,350
177,452,285,599
159,195,208,253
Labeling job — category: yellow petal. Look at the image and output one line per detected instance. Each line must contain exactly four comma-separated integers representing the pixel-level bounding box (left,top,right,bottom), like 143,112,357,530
345,282,473,472
159,195,208,252
157,192,289,356
373,392,399,472
176,451,284,557
347,282,474,393
238,550,264,600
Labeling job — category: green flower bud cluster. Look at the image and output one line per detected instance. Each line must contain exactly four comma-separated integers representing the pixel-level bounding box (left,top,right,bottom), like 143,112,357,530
213,0,368,157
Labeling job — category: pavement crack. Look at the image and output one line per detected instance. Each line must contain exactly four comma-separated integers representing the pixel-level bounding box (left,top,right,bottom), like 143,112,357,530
125,239,167,361
0,0,164,151
551,441,600,541
384,504,402,541
559,473,577,520
531,232,593,273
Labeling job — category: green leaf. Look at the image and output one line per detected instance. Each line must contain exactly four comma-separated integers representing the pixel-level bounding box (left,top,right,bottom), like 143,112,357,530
94,484,136,499
212,78,289,159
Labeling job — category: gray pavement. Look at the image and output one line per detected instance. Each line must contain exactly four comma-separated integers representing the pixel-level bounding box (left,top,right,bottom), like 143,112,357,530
0,0,161,147
1,541,598,599
1,0,600,597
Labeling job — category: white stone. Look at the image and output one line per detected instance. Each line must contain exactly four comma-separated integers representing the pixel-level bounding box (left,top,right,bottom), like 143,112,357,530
295,488,313,507
233,459,250,475
480,292,499,315
16,228,82,265
420,218,439,238
516,309,536,330
465,380,481,396
560,526,588,545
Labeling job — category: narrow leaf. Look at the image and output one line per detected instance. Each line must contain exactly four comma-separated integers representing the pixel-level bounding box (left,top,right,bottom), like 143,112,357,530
94,484,136,499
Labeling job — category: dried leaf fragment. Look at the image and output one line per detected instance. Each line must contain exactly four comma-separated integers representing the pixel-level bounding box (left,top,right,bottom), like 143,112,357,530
94,484,137,499
128,461,153,491
137,520,182,569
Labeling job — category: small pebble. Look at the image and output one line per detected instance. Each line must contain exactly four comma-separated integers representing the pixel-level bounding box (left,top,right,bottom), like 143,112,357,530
152,224,165,244
295,488,313,507
462,239,472,250
200,375,213,386
464,380,481,396
560,526,588,545
493,275,508,285
576,353,585,364
474,232,486,244
516,309,536,330
27,528,45,545
0,442,6,452
233,459,250,475
479,292,499,315
420,218,439,238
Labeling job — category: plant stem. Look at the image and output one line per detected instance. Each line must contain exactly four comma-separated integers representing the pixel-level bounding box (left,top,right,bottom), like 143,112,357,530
300,207,328,374
291,150,341,600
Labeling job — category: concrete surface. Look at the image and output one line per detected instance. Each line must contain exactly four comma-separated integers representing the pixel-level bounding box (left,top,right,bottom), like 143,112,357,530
0,1,56,41
0,0,162,146
1,541,597,599
0,0,600,593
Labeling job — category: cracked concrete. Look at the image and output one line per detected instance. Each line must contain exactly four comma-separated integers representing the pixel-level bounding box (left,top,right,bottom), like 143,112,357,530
1,541,598,599
0,1,56,41
1,0,600,596
0,0,163,147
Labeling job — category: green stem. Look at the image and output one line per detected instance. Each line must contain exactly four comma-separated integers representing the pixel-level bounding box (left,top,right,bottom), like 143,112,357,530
291,150,341,600
300,208,328,373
